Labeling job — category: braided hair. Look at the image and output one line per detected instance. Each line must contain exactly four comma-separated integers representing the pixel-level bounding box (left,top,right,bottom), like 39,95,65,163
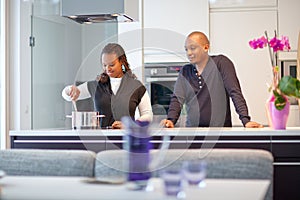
98,43,136,83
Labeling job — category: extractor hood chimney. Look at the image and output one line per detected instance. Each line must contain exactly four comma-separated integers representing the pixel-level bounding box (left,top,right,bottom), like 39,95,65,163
61,0,138,24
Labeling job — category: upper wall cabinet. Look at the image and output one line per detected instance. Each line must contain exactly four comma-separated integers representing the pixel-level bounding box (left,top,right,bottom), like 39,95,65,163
143,0,209,60
210,0,277,9
278,0,300,51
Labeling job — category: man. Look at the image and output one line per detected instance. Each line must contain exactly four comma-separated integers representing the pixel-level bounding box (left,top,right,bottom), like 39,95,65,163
162,31,262,128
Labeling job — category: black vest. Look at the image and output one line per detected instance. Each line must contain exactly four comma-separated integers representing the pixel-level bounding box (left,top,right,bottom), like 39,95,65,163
88,73,146,127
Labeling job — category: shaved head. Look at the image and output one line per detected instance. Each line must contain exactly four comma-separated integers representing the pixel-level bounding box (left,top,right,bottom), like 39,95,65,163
184,31,210,66
187,31,210,46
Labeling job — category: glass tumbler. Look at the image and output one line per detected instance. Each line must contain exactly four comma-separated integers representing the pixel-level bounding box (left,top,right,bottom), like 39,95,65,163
161,168,183,197
182,160,207,188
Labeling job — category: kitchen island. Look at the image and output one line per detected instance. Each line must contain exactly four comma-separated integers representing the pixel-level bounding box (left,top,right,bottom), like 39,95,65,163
9,127,300,200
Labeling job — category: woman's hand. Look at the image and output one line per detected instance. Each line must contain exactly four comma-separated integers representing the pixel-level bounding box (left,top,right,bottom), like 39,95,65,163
112,121,123,129
67,85,80,101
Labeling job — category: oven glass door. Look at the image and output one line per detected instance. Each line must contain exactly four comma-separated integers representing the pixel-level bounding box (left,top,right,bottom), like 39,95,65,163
148,78,186,127
150,80,175,115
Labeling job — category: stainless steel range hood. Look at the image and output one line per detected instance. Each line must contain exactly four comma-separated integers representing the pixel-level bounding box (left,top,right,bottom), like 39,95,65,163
61,0,138,24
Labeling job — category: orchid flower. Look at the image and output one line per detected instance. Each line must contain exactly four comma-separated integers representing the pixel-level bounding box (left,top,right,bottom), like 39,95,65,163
269,36,283,52
248,36,267,49
249,31,291,67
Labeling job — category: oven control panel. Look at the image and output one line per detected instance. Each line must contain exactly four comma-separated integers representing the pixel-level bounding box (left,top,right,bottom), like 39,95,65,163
144,62,188,77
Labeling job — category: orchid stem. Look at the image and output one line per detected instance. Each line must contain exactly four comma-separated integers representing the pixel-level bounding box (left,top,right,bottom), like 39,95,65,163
264,31,274,67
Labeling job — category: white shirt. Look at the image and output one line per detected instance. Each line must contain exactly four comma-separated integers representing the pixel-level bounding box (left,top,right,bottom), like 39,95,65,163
110,77,122,95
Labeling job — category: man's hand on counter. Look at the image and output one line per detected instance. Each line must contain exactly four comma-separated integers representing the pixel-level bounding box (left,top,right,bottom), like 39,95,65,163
160,119,263,128
160,119,174,128
245,121,264,128
112,121,123,129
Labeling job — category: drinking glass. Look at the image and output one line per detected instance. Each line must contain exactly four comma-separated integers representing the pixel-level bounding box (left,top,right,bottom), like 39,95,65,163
182,160,207,188
160,168,184,197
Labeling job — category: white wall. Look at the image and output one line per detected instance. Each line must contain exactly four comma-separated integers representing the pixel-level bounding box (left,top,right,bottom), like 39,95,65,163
278,0,300,51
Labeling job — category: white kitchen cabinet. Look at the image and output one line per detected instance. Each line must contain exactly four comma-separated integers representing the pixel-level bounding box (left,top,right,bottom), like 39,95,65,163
210,9,277,126
209,0,277,9
118,0,143,81
143,0,209,60
278,0,300,51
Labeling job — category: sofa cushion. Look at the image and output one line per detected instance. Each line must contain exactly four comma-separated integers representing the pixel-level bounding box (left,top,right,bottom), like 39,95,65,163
0,149,96,177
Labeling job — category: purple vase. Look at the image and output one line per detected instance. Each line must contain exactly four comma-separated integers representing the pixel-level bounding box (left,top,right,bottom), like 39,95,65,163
266,96,290,130
122,117,152,182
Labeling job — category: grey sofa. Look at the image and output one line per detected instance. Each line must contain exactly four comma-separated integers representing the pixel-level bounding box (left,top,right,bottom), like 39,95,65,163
0,148,273,200
95,149,273,200
0,149,96,177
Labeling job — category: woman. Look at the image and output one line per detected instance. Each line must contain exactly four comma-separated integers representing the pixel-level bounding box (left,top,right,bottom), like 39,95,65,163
62,43,153,129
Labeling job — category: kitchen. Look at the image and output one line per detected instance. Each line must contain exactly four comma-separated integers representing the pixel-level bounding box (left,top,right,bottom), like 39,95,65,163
4,1,300,129
3,0,300,132
1,0,300,199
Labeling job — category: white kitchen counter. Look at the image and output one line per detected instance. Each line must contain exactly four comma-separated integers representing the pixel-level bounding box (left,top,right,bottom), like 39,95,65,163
9,127,300,137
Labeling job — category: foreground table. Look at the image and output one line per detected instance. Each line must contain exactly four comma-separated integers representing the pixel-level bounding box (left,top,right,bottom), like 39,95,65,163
9,128,300,200
0,176,269,200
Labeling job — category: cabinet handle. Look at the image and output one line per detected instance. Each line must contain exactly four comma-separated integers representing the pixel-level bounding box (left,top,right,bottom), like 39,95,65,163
273,162,300,166
14,140,106,143
146,77,178,82
186,140,271,143
271,140,300,143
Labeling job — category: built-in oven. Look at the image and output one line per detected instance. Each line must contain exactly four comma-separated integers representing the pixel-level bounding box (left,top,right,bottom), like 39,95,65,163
278,52,298,105
144,62,188,126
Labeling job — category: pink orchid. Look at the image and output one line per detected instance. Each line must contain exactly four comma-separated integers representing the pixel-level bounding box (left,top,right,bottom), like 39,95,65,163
249,31,291,67
280,36,291,51
249,36,267,49
269,36,284,52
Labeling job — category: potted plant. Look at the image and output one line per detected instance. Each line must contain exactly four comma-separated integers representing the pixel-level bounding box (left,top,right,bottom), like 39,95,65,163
249,31,300,129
